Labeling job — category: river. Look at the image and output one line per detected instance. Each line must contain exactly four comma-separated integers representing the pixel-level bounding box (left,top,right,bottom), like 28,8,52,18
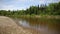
14,17,60,34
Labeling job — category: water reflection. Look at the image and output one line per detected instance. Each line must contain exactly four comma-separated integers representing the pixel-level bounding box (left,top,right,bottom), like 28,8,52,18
18,18,60,34
19,19,30,28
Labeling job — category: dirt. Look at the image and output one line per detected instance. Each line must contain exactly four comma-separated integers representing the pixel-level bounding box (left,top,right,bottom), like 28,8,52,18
0,16,34,34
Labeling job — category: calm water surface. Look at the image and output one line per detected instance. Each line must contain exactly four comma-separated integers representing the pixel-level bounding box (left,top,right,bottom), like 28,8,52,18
15,17,60,34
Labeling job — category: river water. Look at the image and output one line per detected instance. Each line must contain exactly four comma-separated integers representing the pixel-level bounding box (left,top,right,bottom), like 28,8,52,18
15,17,60,34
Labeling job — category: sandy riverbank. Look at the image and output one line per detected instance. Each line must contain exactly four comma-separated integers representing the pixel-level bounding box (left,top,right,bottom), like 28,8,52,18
0,16,35,34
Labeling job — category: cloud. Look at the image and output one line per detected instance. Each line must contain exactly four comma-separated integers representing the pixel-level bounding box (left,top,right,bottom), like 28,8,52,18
39,0,60,5
0,5,27,10
0,0,60,10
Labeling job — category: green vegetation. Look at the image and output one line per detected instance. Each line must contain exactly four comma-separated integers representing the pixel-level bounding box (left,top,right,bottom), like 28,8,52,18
0,2,60,18
0,2,60,33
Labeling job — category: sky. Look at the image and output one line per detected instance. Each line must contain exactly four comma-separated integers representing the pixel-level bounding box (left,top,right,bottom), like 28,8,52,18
0,0,60,10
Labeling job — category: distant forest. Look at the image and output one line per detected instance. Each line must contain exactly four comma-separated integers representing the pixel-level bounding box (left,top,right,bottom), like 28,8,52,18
0,2,60,17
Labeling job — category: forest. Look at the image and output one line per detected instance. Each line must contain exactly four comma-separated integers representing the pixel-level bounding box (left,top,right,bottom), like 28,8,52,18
0,2,60,17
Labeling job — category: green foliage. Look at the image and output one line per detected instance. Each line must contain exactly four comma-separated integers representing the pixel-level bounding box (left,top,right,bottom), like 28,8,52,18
0,2,60,17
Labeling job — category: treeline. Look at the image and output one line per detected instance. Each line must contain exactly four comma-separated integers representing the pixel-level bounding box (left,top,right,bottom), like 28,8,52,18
0,2,60,17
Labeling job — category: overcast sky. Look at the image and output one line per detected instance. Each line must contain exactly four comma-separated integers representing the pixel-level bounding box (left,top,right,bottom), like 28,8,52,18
0,0,60,10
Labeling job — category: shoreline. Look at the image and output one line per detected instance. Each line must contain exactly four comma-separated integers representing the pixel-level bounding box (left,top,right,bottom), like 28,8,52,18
8,15,60,19
12,18,41,34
